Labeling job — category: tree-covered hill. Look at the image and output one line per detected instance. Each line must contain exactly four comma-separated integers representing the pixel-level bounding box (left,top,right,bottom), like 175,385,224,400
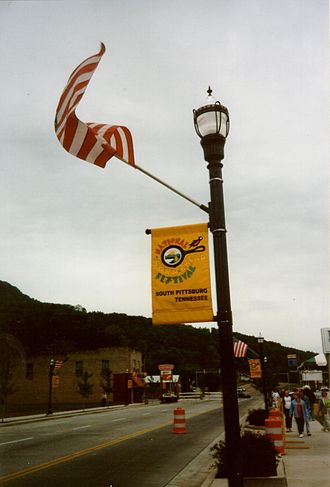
0,280,316,386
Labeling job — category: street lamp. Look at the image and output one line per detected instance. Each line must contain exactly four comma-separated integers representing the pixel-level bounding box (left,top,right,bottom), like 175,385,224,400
193,88,242,487
47,358,55,415
264,356,268,406
258,333,268,411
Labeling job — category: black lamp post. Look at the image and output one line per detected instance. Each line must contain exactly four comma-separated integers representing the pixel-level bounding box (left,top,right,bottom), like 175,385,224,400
258,333,268,411
264,356,269,406
193,88,242,487
47,358,55,415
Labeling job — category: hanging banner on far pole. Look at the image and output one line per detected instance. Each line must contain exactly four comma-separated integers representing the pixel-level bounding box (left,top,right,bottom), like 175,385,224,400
151,223,213,325
249,359,262,379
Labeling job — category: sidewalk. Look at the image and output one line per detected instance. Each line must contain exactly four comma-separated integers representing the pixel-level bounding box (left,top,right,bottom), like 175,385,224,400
282,418,330,487
167,412,330,487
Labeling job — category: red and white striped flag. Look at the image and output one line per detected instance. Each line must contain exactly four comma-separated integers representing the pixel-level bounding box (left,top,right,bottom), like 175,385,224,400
55,360,63,370
55,43,135,168
233,339,248,358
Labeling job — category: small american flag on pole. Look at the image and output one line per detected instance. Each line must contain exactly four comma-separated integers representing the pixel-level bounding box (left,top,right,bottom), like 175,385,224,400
233,339,248,358
54,360,63,370
55,43,135,168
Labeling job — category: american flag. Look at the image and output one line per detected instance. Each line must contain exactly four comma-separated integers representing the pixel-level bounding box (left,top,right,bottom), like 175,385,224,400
233,339,248,358
55,43,135,168
54,360,63,370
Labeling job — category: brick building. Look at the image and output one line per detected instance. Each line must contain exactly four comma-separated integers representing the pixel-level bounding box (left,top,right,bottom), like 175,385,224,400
8,347,142,408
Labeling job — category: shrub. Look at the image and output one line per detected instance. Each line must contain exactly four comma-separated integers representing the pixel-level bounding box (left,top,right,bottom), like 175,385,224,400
246,408,268,426
211,431,279,478
77,371,94,400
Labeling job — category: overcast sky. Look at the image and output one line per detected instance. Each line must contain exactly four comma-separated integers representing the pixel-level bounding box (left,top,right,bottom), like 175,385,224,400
0,0,328,353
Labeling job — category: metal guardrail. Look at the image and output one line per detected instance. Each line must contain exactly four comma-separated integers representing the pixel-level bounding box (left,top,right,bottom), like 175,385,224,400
178,391,223,401
204,391,223,401
179,392,203,399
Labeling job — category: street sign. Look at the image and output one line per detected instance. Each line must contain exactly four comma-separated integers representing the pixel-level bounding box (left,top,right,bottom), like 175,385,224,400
52,376,60,388
160,370,173,381
158,364,174,371
302,371,322,382
287,354,297,367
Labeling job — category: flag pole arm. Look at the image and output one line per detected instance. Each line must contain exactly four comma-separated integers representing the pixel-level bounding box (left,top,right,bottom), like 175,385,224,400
127,162,209,214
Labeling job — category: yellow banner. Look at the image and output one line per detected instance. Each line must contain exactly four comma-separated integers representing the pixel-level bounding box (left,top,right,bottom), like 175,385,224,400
151,223,213,324
52,376,60,388
249,359,262,379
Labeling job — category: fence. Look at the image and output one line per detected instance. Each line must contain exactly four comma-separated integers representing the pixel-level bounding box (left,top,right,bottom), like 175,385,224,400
178,391,223,401
204,391,223,402
179,391,202,399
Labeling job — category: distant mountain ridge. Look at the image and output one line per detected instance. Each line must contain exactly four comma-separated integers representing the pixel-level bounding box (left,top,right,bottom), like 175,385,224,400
0,280,316,383
0,280,36,307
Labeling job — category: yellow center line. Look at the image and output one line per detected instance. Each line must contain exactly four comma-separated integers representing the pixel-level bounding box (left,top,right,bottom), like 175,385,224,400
0,420,171,484
0,407,218,484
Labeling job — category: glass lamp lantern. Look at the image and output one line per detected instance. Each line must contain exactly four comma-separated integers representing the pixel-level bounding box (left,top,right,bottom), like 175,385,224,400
193,87,230,140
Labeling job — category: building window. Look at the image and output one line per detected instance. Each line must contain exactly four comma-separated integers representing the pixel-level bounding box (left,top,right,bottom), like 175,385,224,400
26,363,34,379
75,361,83,377
101,360,110,374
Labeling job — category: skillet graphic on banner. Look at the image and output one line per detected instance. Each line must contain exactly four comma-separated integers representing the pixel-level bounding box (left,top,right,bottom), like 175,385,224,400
161,238,205,268
151,223,213,325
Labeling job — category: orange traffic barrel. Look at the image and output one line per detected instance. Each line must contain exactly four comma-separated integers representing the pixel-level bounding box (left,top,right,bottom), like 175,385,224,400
172,407,186,434
268,408,282,419
265,418,285,455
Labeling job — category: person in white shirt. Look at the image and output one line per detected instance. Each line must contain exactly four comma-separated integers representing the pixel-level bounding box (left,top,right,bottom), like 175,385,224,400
281,389,292,432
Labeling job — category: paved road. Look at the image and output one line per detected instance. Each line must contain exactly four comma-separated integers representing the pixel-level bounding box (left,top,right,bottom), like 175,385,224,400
0,397,257,486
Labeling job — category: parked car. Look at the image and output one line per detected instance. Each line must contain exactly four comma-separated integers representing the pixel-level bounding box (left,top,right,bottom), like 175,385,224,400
161,392,178,403
237,390,251,398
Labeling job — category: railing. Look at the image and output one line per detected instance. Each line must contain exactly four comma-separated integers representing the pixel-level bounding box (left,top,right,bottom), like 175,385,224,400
204,391,223,402
179,391,203,400
178,391,223,401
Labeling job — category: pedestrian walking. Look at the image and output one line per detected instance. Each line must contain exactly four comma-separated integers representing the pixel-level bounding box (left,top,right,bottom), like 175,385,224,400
272,391,280,408
317,389,330,432
290,390,308,438
303,385,316,420
281,389,292,432
101,392,107,406
299,388,311,436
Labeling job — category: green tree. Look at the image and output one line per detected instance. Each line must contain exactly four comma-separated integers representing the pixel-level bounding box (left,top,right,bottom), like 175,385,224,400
0,333,25,421
100,368,113,395
0,359,16,421
77,371,94,407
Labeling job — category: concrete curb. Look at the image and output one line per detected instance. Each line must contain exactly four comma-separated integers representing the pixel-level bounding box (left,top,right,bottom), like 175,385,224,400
165,431,225,487
165,409,255,487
